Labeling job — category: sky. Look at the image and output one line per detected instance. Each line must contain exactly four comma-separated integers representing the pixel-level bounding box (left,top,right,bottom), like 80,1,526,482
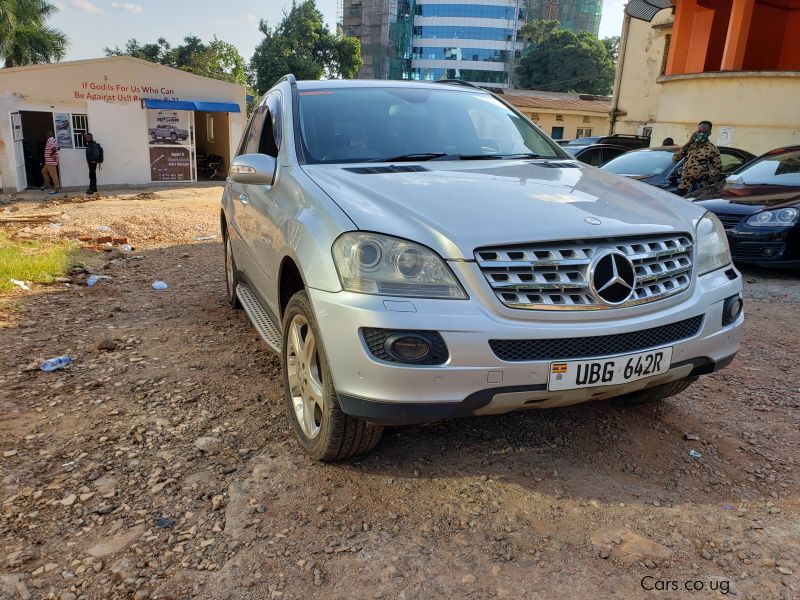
51,0,626,64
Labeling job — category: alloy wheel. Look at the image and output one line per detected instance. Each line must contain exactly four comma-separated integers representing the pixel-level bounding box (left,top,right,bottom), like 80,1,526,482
286,314,324,439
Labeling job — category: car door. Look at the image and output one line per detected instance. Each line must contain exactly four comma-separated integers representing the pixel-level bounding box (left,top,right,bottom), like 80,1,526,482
241,92,284,315
227,102,268,283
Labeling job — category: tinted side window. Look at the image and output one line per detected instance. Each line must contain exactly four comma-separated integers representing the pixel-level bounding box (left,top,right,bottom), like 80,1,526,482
720,152,744,173
258,93,282,158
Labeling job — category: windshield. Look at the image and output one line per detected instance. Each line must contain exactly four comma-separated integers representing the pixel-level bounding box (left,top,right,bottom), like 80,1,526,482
735,150,800,187
602,150,675,176
297,86,563,164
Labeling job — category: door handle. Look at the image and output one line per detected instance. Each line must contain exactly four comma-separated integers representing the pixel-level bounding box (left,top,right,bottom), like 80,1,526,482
239,194,249,205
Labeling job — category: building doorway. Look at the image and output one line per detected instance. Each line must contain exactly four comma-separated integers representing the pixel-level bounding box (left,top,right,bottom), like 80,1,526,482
19,110,55,189
194,111,231,181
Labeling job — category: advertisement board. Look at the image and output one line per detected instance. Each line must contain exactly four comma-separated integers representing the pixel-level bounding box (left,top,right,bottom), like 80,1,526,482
54,113,74,149
150,147,192,181
147,109,191,147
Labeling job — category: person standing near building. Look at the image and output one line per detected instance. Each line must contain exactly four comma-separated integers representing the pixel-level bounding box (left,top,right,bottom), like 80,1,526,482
673,120,721,196
41,131,61,195
84,133,104,194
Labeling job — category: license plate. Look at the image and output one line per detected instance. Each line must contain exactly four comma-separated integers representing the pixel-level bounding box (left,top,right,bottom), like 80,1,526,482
548,348,673,391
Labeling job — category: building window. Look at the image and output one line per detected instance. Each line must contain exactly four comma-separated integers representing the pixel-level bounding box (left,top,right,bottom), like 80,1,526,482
531,112,540,120
206,114,215,143
583,115,590,123
576,128,592,138
555,114,563,122
660,34,671,76
71,114,88,148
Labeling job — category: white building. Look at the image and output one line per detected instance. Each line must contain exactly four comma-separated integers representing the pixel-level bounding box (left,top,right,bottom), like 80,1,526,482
0,56,246,192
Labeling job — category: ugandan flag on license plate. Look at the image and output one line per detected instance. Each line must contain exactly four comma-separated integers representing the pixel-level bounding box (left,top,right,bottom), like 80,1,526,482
551,363,568,380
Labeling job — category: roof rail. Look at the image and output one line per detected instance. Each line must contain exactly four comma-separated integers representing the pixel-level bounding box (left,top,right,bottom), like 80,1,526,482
277,74,297,86
435,79,484,90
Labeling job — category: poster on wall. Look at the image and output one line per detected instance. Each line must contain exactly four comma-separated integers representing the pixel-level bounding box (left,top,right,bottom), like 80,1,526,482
54,113,74,149
147,109,191,146
150,147,192,181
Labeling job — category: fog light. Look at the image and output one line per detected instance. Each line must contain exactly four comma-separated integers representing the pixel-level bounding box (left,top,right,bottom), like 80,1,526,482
722,295,743,326
385,334,431,363
762,247,775,257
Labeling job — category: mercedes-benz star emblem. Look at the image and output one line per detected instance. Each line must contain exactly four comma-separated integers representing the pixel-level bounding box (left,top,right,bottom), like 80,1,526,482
584,217,602,225
589,251,636,305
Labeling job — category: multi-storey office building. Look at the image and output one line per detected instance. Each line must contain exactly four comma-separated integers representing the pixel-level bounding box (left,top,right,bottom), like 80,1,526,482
343,0,603,88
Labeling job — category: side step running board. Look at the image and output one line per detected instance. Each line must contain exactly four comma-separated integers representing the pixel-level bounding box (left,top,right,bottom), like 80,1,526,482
236,284,282,353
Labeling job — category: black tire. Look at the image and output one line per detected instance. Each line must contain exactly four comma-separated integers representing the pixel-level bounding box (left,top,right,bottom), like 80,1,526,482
614,378,694,405
170,132,178,141
150,132,156,140
223,230,241,309
282,290,383,461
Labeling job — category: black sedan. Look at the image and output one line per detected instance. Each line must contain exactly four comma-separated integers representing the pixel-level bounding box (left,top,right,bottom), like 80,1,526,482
693,146,800,268
600,145,756,193
563,143,629,167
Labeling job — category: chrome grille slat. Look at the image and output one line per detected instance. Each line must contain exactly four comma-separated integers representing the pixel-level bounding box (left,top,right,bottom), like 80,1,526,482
476,234,694,310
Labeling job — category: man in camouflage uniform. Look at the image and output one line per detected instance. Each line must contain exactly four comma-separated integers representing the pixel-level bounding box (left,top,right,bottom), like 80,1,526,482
673,120,722,196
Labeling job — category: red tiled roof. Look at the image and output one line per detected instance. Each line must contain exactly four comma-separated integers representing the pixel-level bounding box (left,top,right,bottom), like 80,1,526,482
502,93,612,114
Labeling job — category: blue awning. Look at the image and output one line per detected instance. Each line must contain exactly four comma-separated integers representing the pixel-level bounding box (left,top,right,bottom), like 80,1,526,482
142,99,241,113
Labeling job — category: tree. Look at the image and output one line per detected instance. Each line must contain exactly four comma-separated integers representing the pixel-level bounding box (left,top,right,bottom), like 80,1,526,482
518,19,560,46
250,0,362,94
515,29,616,95
0,0,69,68
105,35,247,86
603,36,620,64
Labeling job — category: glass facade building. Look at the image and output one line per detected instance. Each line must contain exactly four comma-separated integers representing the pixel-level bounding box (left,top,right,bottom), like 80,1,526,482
401,0,525,88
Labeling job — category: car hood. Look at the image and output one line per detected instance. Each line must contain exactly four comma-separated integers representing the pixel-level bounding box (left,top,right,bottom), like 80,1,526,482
303,160,705,259
693,184,800,213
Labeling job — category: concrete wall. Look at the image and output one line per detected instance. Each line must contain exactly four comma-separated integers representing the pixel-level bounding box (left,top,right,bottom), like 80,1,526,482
0,56,245,191
613,11,674,136
651,72,800,155
516,108,609,141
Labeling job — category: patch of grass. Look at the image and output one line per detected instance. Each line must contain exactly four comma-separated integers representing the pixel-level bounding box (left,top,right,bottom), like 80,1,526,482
0,232,78,292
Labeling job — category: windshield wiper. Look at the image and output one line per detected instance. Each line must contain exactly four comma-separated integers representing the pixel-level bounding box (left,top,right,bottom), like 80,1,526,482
367,152,449,163
455,153,541,160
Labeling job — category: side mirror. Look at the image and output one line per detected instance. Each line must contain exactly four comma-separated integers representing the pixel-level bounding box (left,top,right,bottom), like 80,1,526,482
724,174,744,190
230,154,276,185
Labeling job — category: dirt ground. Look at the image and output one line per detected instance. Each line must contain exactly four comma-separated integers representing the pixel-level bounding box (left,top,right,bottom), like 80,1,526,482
1,188,799,600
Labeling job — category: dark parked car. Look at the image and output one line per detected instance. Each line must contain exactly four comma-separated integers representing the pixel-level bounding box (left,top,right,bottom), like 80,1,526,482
565,134,651,150
563,143,629,167
693,146,800,268
600,145,756,194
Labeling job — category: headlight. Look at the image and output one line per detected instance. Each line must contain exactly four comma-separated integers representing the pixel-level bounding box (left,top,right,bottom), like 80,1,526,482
696,214,732,276
745,207,799,227
332,232,467,299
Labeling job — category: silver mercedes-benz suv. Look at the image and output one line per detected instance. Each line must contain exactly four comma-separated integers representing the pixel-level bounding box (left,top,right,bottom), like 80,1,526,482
221,76,743,460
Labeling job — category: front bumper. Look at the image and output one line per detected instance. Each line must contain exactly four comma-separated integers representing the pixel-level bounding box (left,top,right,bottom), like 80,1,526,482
309,265,743,425
727,226,800,267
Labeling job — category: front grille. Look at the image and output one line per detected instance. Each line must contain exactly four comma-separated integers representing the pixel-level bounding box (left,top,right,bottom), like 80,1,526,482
475,233,693,310
715,212,744,229
489,315,704,362
361,328,449,365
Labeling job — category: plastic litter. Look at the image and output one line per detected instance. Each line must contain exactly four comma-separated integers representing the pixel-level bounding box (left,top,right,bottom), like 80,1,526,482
96,225,111,232
152,280,168,290
153,516,175,528
10,279,31,291
688,449,702,459
721,504,733,510
120,244,132,253
87,274,112,287
193,235,216,241
40,356,72,372
49,222,62,228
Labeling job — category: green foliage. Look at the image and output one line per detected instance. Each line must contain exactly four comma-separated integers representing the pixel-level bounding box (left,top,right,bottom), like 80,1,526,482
0,0,69,68
250,0,362,94
603,36,620,64
518,19,560,46
515,29,616,95
104,35,247,86
0,233,77,291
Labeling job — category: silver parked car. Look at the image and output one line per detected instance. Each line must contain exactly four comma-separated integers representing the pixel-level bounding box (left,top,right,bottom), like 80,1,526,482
221,77,744,461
